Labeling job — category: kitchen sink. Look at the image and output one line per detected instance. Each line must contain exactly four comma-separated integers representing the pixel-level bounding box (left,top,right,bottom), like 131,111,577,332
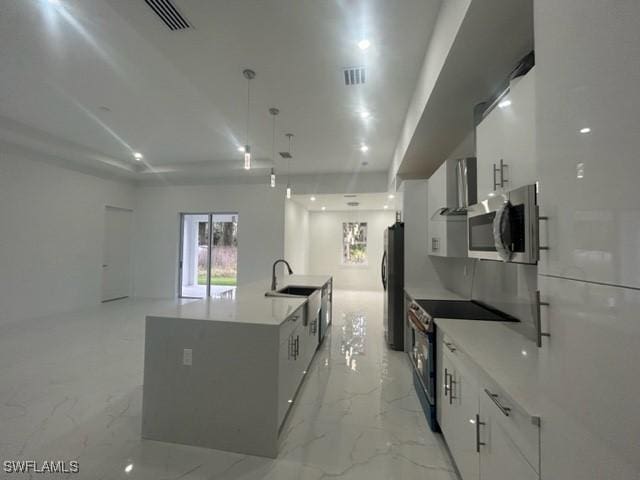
265,286,318,297
277,286,318,296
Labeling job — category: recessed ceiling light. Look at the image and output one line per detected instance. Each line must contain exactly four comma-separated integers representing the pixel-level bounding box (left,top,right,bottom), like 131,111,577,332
133,152,143,160
310,196,316,202
237,146,245,152
47,0,61,5
360,144,369,153
579,127,592,134
383,205,389,209
360,110,371,120
358,39,371,50
498,99,512,109
124,464,133,473
388,194,395,199
321,206,326,211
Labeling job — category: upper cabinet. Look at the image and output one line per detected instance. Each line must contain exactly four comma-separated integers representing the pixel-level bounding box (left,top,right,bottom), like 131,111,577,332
476,68,537,201
535,0,640,290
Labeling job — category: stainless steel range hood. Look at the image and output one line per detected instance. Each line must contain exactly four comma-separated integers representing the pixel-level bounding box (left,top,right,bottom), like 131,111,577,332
431,157,477,220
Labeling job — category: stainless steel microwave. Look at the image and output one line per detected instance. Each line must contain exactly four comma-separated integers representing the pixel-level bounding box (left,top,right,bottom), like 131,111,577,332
467,184,538,264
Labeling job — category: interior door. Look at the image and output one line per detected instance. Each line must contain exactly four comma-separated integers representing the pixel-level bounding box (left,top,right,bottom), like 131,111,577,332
102,206,132,302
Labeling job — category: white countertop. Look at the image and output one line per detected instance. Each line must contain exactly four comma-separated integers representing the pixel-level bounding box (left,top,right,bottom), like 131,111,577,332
148,275,332,326
435,317,541,420
404,283,466,301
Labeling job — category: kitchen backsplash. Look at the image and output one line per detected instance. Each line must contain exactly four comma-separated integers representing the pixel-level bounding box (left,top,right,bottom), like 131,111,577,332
430,256,538,342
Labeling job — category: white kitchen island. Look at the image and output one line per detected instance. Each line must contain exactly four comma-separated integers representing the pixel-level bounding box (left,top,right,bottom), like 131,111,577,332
141,275,332,458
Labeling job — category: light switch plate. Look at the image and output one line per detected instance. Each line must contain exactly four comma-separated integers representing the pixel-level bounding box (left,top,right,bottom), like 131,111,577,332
182,348,193,366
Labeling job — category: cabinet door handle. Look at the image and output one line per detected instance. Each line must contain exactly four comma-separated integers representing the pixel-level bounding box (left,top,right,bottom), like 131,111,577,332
475,414,486,452
500,159,508,188
288,335,293,359
484,389,511,416
493,159,508,190
445,342,456,353
535,290,551,348
449,377,457,405
444,368,450,397
295,335,299,359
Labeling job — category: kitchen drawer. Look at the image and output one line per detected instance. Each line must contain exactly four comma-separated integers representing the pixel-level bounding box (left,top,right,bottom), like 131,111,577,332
480,378,539,473
441,334,474,370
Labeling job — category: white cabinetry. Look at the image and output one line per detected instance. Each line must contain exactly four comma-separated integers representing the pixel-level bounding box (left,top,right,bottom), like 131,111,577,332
439,335,539,480
478,391,538,480
537,276,640,479
532,1,640,477
440,342,480,480
277,306,306,426
476,68,537,200
427,160,467,258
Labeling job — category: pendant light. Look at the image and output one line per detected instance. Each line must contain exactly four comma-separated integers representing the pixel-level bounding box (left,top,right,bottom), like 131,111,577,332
285,133,294,199
242,69,256,170
268,107,279,187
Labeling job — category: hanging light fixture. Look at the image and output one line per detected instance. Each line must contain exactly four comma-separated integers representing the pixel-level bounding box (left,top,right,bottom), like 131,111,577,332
242,69,256,170
269,107,279,187
285,133,294,199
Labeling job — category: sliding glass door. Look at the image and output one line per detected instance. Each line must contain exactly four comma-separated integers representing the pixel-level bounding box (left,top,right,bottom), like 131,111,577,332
179,213,238,298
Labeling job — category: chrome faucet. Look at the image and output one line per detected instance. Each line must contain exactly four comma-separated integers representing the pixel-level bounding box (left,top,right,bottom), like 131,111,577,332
271,259,293,291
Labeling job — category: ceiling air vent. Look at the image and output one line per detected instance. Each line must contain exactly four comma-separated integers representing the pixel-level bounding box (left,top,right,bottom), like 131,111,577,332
344,194,357,198
145,0,192,31
347,201,360,207
343,67,366,86
279,152,292,159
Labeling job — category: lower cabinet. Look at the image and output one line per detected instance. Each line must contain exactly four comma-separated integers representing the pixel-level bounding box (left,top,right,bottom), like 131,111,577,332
277,306,306,426
441,345,480,480
478,392,538,480
439,335,539,480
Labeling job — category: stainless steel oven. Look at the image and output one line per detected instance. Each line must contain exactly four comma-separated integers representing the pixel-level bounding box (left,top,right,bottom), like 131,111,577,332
407,301,438,431
467,184,539,264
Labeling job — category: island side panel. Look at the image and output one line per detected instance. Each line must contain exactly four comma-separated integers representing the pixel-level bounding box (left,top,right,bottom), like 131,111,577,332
141,316,279,458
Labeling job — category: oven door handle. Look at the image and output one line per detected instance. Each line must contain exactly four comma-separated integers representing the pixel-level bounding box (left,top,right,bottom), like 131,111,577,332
408,312,426,333
493,202,513,262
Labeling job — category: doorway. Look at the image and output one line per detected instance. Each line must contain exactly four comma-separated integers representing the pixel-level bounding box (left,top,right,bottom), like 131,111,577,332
179,213,238,298
102,206,133,302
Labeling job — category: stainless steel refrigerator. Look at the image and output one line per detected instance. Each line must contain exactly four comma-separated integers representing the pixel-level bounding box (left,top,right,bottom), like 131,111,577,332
382,222,404,351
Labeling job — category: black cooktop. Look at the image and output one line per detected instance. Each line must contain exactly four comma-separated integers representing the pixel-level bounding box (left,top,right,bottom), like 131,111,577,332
415,299,519,323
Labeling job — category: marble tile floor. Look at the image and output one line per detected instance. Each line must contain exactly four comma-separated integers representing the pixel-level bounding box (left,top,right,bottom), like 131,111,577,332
0,291,458,480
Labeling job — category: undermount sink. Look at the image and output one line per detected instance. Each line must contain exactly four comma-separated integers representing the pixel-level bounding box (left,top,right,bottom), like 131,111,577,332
265,286,318,297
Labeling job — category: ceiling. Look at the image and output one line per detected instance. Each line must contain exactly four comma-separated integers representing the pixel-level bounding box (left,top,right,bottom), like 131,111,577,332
0,0,442,182
293,192,399,212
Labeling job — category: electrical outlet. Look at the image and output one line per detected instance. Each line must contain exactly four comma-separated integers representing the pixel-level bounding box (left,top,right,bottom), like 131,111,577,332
182,348,193,366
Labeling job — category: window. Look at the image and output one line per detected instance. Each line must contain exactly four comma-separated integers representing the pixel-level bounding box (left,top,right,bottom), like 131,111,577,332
342,222,368,265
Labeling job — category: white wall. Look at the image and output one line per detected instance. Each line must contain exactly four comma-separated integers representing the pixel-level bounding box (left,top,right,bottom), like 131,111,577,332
308,210,395,291
133,184,286,298
0,149,135,325
399,180,441,288
284,200,309,274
